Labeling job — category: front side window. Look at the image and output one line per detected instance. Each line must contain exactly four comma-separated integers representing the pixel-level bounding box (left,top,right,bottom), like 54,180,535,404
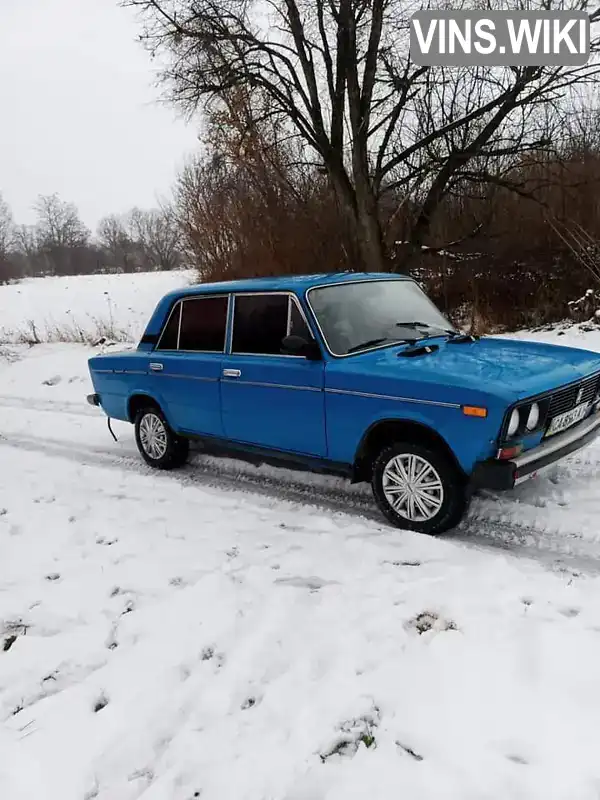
289,298,312,340
307,280,454,356
232,293,314,355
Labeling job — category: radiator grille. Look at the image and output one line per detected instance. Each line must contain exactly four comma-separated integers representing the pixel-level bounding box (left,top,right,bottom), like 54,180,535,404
548,374,600,419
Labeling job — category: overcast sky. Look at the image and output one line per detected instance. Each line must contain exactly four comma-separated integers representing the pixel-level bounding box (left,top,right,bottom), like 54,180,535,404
0,0,201,232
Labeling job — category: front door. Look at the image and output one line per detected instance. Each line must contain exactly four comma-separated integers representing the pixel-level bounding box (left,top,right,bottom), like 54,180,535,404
149,294,228,436
220,292,327,456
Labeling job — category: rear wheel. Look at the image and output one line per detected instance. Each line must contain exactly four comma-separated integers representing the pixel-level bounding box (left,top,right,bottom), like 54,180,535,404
134,406,189,470
371,442,467,534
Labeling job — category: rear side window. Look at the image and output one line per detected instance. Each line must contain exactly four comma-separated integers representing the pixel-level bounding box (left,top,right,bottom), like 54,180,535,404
179,295,228,352
156,303,181,350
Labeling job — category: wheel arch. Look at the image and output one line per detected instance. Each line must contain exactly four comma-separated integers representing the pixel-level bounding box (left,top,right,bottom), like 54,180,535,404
353,418,465,483
127,393,163,423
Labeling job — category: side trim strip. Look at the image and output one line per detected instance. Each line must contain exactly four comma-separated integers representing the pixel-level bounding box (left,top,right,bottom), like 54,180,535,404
160,373,218,383
222,379,321,392
92,369,147,376
325,387,460,409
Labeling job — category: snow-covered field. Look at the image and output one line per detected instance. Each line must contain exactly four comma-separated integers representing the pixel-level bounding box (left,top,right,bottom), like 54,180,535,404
0,271,194,344
2,275,600,799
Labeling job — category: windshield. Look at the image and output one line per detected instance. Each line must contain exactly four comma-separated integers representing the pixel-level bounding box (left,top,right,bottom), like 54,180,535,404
307,279,455,356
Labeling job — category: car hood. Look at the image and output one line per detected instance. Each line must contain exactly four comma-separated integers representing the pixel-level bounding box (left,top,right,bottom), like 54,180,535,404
341,336,600,403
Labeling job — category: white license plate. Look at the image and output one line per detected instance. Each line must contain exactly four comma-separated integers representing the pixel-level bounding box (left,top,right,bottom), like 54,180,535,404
546,401,590,437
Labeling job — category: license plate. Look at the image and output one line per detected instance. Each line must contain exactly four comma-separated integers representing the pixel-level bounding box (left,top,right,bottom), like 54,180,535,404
546,401,590,437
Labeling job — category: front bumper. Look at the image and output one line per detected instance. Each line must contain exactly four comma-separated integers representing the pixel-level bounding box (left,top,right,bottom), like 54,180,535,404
472,408,600,490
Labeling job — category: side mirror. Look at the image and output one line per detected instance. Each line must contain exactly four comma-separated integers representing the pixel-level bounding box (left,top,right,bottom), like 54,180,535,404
281,334,322,361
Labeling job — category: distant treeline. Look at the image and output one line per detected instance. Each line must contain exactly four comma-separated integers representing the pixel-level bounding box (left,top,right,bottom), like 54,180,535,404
0,193,184,283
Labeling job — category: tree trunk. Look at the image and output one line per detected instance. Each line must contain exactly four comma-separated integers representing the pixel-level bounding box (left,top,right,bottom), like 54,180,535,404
327,159,389,273
355,188,387,272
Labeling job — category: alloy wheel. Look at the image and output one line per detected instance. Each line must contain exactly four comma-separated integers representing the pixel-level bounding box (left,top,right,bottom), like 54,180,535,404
139,412,168,460
381,453,444,522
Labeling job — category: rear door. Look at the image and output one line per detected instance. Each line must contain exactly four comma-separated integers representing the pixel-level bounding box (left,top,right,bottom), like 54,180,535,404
149,294,229,436
220,292,327,456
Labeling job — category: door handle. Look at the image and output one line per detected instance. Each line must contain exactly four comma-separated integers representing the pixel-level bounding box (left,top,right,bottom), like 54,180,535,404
149,362,164,372
223,368,241,378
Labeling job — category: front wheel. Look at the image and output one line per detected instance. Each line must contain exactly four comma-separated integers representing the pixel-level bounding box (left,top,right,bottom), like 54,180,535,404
134,406,189,470
371,442,467,534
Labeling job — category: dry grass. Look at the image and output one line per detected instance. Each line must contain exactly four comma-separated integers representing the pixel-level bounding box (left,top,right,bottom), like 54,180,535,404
0,315,133,347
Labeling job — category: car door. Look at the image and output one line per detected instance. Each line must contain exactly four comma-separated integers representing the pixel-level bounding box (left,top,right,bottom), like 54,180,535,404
149,294,228,436
220,292,327,456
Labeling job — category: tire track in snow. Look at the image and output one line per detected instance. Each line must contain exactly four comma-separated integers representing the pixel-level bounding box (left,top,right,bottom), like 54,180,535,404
2,424,600,573
2,393,600,570
0,394,99,418
0,428,376,514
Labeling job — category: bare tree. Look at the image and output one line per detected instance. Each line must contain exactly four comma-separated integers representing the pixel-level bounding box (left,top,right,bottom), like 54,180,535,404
97,214,139,272
0,193,16,283
13,225,37,259
127,206,182,271
34,194,90,249
28,194,92,275
174,89,359,279
124,0,600,270
0,193,13,261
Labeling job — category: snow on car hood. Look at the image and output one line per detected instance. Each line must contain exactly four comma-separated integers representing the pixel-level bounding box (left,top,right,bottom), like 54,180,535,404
349,336,600,403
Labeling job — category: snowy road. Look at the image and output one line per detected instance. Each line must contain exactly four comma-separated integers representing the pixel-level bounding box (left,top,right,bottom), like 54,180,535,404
1,370,600,572
3,344,600,799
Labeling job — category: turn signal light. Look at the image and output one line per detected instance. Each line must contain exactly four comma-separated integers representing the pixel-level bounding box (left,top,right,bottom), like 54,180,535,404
462,405,488,418
498,444,523,460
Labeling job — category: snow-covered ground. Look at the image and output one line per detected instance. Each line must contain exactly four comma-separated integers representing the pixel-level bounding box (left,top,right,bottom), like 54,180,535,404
3,276,600,799
0,271,194,344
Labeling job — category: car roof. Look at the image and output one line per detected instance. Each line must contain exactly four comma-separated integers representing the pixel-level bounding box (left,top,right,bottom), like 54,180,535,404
164,271,412,301
140,271,415,344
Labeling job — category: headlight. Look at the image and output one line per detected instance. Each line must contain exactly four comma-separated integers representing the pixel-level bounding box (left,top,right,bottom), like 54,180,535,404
526,403,540,431
507,408,520,436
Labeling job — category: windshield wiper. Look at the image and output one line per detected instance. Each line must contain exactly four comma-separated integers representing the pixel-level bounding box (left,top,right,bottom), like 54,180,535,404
346,322,456,354
397,321,479,344
346,337,413,354
395,321,457,338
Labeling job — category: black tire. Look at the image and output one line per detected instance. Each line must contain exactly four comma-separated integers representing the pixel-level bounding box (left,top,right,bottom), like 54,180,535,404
134,406,189,470
371,441,467,534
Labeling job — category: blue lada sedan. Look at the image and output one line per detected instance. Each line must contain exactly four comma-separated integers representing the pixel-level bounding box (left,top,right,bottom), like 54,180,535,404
87,273,600,534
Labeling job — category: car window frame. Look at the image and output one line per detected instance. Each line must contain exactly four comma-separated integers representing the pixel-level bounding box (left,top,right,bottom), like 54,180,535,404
155,299,182,352
155,293,231,353
305,277,427,359
229,291,316,359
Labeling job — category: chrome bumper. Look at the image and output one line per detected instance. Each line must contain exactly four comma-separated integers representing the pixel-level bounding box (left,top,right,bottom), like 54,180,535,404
513,409,600,485
472,408,600,490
